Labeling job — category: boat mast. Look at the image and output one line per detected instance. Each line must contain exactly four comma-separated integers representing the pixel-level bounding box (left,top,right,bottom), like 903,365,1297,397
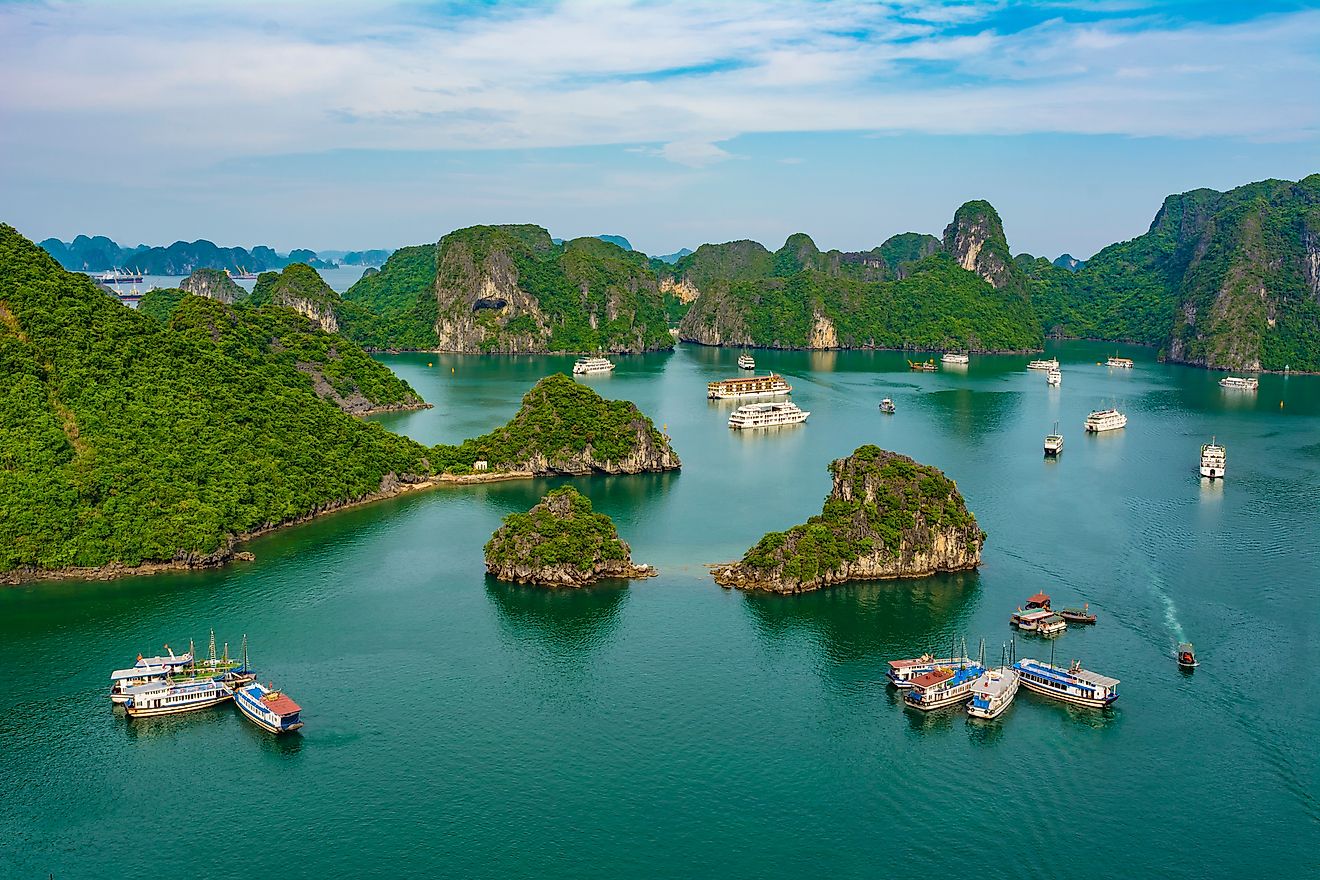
208,629,217,664
241,634,249,673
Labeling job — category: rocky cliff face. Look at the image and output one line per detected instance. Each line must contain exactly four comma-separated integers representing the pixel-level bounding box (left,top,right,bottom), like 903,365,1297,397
431,226,672,354
250,263,341,333
942,200,1022,291
713,445,984,593
180,268,243,304
484,487,655,587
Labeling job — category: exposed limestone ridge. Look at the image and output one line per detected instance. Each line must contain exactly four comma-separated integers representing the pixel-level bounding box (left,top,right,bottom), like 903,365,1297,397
250,263,341,333
712,445,984,594
484,486,656,587
942,200,1021,291
180,268,243,304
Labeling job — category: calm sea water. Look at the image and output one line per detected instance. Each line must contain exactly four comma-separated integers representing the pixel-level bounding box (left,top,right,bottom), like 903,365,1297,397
2,342,1317,878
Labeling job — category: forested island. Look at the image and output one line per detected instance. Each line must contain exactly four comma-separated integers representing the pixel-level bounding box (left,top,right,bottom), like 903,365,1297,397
484,487,655,587
0,226,678,583
712,446,984,594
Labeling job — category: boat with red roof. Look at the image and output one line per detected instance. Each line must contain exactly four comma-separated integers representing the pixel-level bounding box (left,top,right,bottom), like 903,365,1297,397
234,681,304,734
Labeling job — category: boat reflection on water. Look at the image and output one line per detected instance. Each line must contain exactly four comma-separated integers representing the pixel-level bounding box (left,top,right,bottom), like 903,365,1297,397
739,571,978,667
485,578,629,656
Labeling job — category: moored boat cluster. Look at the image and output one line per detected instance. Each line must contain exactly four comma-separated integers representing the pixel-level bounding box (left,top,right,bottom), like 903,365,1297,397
109,630,303,735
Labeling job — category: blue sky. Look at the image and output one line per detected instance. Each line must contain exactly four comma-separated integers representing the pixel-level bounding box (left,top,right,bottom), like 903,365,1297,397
3,0,1318,259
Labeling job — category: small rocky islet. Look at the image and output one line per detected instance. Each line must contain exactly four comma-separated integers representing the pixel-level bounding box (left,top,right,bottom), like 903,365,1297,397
713,445,984,594
484,486,655,588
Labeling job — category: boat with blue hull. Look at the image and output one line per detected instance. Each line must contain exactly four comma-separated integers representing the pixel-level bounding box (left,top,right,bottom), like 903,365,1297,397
234,682,304,734
1013,658,1120,708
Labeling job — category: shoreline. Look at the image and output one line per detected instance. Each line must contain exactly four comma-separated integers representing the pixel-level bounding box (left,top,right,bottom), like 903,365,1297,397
1,465,666,586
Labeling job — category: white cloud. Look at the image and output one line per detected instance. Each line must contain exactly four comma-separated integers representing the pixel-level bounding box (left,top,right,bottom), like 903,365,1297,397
0,0,1317,179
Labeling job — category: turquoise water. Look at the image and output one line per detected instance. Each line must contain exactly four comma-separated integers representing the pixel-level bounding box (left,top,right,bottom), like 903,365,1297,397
2,342,1317,878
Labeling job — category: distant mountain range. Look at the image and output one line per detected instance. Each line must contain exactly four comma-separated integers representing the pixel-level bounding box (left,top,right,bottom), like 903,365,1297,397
38,235,394,274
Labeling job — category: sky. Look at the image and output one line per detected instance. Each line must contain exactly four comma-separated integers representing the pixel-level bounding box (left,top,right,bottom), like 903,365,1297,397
2,0,1318,259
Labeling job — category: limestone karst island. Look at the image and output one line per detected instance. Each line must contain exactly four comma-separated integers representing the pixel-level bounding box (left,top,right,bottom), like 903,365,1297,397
4,2,1317,878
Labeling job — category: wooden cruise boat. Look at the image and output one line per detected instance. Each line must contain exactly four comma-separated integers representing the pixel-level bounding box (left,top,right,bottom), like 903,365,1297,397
1027,358,1059,371
907,358,937,372
1106,355,1134,368
234,681,304,734
941,352,969,366
737,353,756,370
1218,376,1258,391
1085,408,1127,433
707,374,791,400
123,678,234,718
572,356,616,375
727,401,809,430
1200,438,1226,479
1010,609,1055,632
109,664,172,704
1013,658,1119,708
886,653,974,688
903,661,986,711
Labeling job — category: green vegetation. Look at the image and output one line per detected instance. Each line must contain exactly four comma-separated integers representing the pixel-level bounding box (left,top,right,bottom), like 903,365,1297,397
0,224,432,573
683,253,1041,351
877,232,941,275
138,287,189,322
432,373,673,474
738,445,982,583
484,486,628,571
1029,175,1320,370
341,244,440,349
434,226,672,353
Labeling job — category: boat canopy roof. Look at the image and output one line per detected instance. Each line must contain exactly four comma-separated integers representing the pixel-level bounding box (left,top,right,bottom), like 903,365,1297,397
911,668,955,688
1017,609,1054,621
110,665,170,681
1027,593,1050,604
1072,668,1120,688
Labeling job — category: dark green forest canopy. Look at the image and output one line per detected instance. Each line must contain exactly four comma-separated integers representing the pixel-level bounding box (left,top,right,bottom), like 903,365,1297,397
0,224,432,573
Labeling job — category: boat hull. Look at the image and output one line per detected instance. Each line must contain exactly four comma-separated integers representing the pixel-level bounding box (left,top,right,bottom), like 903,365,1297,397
125,693,232,718
1199,466,1224,479
1019,677,1116,708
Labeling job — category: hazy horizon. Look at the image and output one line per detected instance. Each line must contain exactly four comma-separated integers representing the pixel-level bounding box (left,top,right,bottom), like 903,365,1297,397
5,1,1318,260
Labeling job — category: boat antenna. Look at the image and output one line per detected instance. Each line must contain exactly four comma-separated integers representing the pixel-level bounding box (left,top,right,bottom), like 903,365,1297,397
1049,638,1056,669
241,634,248,673
208,629,217,664
1010,637,1016,666
978,638,985,668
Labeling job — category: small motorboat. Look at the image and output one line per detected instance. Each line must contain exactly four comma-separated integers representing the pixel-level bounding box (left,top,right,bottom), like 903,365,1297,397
1059,603,1097,624
1177,642,1198,669
879,398,896,414
907,359,937,372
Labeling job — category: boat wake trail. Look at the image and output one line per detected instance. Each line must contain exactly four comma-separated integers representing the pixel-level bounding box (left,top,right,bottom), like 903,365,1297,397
1153,586,1185,646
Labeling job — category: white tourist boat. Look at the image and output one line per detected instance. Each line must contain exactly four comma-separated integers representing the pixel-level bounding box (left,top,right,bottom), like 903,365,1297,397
1044,422,1063,456
707,374,792,400
1034,614,1068,637
572,356,616,375
234,681,304,734
109,664,172,704
1013,658,1120,708
879,398,896,414
1084,408,1127,433
886,654,974,688
727,401,809,430
122,678,234,719
1200,438,1226,479
1027,358,1059,371
1106,356,1134,368
738,353,756,370
1047,368,1061,386
967,666,1020,720
1219,376,1258,391
941,352,969,365
1011,608,1055,632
